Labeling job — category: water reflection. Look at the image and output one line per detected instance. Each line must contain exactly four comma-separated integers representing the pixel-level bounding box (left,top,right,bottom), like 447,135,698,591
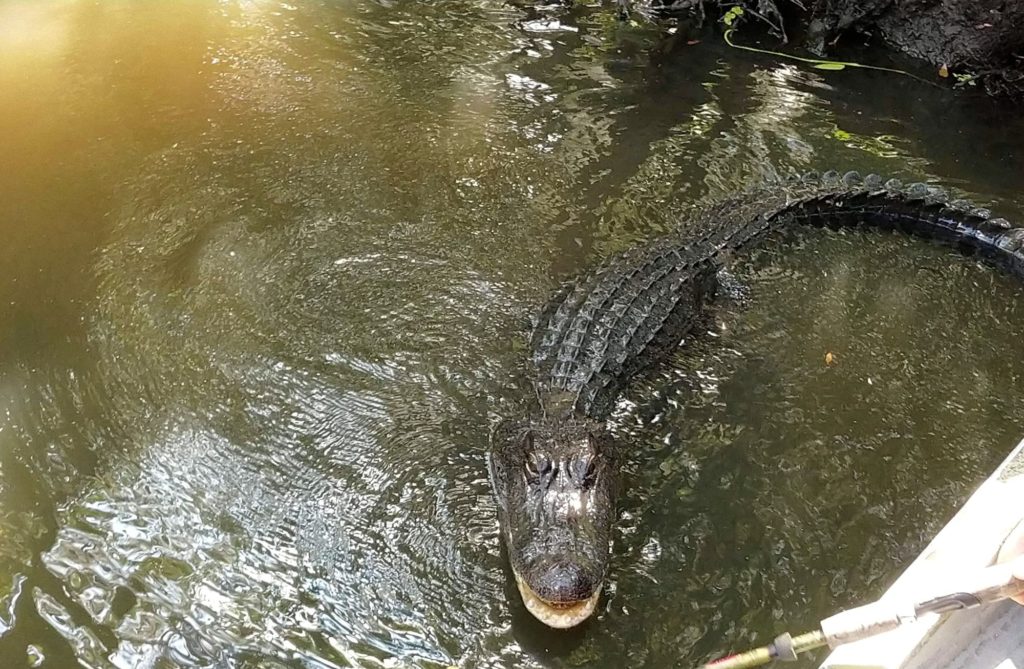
1,1,1023,667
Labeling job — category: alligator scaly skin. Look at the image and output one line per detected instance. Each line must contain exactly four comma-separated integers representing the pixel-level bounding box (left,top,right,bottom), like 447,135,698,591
529,171,1024,419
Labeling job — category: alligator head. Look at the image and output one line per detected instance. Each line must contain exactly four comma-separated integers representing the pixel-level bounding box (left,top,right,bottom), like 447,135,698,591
489,412,617,628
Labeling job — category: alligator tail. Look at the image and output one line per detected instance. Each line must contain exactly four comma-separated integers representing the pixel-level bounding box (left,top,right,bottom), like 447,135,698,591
529,170,1023,419
766,171,1024,276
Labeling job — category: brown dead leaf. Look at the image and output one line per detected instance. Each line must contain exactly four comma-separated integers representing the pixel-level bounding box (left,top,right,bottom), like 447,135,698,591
825,351,835,366
938,64,950,78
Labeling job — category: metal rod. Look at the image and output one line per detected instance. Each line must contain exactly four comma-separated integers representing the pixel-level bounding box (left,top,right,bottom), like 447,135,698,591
701,560,1024,669
700,644,774,669
700,631,827,669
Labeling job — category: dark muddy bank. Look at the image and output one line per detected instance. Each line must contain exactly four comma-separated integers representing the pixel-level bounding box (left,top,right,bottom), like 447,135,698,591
636,0,1024,98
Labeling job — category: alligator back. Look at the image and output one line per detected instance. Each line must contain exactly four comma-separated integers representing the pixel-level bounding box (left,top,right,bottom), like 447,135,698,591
530,171,1024,419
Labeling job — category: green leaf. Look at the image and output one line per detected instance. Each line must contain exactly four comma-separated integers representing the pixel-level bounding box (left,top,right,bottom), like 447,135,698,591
721,5,744,26
813,62,847,71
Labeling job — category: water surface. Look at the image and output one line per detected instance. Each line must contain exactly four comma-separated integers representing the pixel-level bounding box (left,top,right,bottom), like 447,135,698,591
1,1,1024,667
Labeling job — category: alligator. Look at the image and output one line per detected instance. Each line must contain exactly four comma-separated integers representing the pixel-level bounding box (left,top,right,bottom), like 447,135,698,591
488,170,1024,628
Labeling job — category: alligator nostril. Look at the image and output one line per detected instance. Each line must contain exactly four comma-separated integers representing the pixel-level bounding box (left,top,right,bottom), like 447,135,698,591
531,559,596,604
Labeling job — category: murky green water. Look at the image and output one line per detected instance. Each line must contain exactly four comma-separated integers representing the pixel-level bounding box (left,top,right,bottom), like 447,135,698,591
2,1,1024,667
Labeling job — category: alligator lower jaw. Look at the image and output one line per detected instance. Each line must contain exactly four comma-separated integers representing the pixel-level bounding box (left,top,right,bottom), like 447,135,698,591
512,569,601,629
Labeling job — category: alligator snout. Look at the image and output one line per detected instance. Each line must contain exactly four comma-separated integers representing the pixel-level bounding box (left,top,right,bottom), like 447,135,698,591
512,557,604,628
528,557,597,605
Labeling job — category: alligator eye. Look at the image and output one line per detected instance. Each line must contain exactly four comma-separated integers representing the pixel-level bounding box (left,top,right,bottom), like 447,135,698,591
584,456,598,488
526,451,552,480
571,453,597,488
